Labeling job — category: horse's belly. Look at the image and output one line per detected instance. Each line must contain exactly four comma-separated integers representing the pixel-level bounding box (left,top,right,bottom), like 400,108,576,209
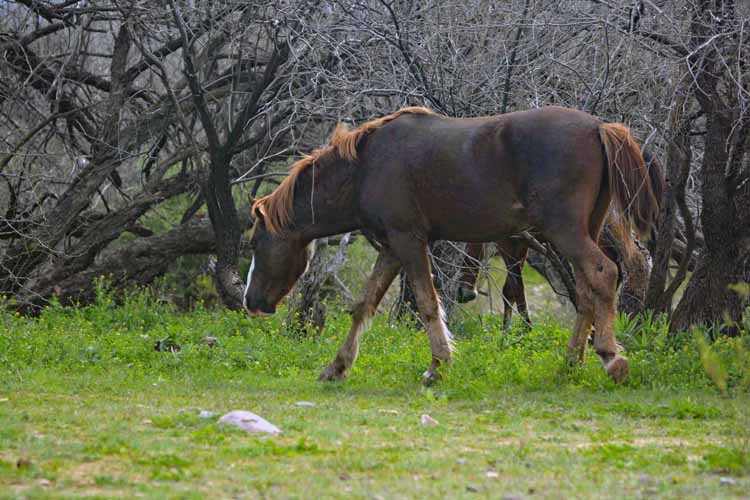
426,199,529,242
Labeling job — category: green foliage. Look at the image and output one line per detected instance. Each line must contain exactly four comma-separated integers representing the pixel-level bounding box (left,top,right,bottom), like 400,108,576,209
695,329,750,475
1,287,748,396
1,290,749,497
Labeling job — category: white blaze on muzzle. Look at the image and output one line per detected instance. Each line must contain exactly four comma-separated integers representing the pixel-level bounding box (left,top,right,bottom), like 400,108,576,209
243,256,255,312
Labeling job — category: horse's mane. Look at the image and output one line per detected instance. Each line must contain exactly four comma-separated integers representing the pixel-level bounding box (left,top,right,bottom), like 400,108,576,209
253,106,433,233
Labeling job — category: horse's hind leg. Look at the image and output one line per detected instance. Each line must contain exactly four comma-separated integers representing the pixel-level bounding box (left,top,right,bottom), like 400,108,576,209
498,239,530,331
318,250,400,382
585,245,629,383
389,232,453,384
550,233,627,383
568,267,594,364
457,242,484,303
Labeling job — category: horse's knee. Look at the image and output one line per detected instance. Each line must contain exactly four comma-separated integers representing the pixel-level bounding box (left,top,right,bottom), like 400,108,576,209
585,256,618,302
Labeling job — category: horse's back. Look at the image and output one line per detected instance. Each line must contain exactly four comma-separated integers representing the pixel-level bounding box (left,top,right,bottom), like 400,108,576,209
356,106,606,242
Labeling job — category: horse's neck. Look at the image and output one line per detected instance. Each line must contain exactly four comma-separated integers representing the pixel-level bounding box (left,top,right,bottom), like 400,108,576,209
291,157,359,240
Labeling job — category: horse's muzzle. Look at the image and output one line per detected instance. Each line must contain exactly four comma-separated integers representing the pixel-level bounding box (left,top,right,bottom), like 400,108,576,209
456,286,478,303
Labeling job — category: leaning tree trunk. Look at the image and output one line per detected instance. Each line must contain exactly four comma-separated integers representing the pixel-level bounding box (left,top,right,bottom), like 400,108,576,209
15,209,253,312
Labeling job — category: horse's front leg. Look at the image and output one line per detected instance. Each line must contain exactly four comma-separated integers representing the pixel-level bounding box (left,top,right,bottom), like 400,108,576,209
318,250,400,382
390,233,454,384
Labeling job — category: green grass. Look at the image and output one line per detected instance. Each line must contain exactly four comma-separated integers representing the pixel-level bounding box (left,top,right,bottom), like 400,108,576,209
1,292,749,499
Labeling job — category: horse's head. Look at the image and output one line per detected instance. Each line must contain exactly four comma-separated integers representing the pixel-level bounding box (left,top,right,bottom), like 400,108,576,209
243,213,313,316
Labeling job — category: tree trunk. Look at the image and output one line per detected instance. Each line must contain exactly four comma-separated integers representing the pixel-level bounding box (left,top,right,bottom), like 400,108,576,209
286,234,352,334
201,152,245,311
671,110,749,333
645,80,693,314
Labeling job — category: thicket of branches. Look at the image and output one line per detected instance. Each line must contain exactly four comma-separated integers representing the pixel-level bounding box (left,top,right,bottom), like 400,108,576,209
1,0,748,332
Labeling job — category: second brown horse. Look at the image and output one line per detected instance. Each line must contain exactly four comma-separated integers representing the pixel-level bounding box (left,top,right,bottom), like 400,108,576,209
244,106,662,384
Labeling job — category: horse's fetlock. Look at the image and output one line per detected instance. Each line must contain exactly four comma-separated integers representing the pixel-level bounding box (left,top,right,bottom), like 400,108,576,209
595,348,616,364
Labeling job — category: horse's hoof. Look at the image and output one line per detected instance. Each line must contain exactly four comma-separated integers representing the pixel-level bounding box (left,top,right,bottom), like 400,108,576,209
422,369,441,386
566,349,584,366
318,364,347,382
605,355,628,384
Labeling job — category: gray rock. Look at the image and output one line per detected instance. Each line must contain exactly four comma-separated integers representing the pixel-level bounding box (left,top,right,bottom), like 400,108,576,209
199,410,217,419
719,477,737,486
219,410,281,434
420,414,438,426
200,336,218,347
294,401,316,407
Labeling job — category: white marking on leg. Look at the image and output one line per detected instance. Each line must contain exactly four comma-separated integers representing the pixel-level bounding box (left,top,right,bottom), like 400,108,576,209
243,256,255,312
339,314,372,368
438,302,447,324
437,300,455,352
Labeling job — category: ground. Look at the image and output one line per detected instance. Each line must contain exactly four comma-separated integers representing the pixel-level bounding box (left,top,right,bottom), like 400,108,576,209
1,295,748,499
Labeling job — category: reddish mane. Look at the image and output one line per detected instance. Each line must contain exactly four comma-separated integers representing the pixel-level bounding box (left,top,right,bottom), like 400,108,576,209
253,106,433,234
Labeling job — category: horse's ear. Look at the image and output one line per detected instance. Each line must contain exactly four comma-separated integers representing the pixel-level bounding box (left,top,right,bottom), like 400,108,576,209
248,194,262,222
251,202,267,221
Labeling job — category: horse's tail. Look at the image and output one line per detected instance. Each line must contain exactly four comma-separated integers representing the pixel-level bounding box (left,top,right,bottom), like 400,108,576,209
598,123,661,242
641,147,666,233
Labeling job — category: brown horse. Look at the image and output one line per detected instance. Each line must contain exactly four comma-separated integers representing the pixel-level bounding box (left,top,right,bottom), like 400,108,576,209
243,106,660,384
456,148,664,331
455,218,624,331
456,237,532,330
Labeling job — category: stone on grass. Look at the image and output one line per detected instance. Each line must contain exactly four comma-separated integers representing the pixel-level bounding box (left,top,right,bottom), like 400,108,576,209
199,410,217,419
378,409,399,415
485,470,499,478
420,414,438,426
0,398,8,403
200,336,218,347
219,410,281,434
638,474,655,485
294,401,315,407
719,477,737,486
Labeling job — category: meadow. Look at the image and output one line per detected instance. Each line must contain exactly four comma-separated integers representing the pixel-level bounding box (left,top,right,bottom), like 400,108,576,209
1,290,749,499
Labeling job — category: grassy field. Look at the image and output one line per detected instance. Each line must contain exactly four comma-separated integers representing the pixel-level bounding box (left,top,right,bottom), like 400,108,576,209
1,292,749,499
